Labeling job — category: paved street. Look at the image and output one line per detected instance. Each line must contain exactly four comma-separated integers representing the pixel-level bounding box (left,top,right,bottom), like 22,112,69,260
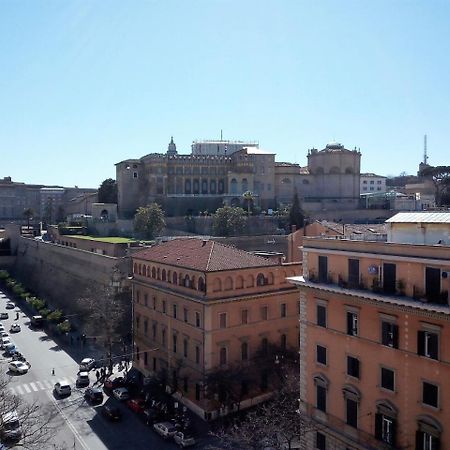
0,290,180,450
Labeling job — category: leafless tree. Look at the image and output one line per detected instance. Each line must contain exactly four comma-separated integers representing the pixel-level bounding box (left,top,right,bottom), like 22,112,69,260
0,374,59,449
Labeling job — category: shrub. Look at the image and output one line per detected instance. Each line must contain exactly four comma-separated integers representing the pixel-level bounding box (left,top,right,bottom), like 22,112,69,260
6,279,16,288
0,270,10,280
19,292,30,300
47,309,63,323
30,298,46,311
38,308,50,318
57,321,71,334
12,284,26,295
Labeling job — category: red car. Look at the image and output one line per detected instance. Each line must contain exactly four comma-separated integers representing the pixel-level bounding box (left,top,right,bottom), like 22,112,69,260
103,377,125,392
126,398,146,414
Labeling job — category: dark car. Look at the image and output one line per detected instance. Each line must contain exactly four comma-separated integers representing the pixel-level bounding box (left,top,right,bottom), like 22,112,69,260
84,387,104,404
103,377,125,392
126,398,146,414
30,316,44,328
101,405,122,422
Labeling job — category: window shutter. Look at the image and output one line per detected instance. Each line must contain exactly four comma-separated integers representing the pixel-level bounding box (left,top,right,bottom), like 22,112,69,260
347,312,353,335
417,331,425,356
429,333,439,360
392,324,399,348
374,413,383,439
381,322,389,345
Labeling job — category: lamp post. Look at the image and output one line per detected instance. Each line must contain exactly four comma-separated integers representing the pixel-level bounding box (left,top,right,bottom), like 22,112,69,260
127,276,135,366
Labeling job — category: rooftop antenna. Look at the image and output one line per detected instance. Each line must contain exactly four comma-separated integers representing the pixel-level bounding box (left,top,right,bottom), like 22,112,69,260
220,129,223,141
423,134,428,165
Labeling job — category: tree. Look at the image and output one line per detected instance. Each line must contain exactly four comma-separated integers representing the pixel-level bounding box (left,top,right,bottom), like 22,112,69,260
0,374,59,449
133,203,166,239
23,208,34,229
77,282,130,370
422,165,450,206
212,206,247,236
98,178,118,204
242,191,254,216
289,192,304,230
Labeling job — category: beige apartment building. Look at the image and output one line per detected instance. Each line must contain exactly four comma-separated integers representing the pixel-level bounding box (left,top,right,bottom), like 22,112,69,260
131,238,301,419
289,212,450,449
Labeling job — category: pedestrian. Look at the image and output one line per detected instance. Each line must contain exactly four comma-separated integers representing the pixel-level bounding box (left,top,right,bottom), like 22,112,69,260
52,368,55,376
96,370,100,380
15,312,19,320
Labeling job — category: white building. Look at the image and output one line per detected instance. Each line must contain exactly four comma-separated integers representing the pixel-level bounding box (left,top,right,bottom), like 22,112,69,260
360,172,386,194
191,139,258,156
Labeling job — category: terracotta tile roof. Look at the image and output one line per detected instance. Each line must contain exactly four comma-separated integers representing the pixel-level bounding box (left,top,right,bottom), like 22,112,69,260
133,238,276,272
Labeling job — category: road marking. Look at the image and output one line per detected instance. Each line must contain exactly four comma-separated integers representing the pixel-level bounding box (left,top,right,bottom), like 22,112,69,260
29,382,38,392
46,391,90,450
43,380,52,389
36,381,44,390
23,384,31,393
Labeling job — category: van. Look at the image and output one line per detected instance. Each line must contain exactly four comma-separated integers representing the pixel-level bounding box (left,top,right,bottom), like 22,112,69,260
30,316,44,328
0,410,22,441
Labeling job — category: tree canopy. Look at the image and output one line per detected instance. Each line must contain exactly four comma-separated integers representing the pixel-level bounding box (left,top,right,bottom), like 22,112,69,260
133,203,166,239
98,178,118,203
288,192,305,230
212,206,247,236
422,165,450,206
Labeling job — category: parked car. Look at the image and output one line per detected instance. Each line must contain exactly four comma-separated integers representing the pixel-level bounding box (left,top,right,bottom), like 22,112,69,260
30,316,44,328
79,358,96,371
104,377,125,391
54,381,71,397
5,303,15,310
153,422,178,439
4,343,18,356
126,398,146,414
9,324,20,333
84,387,104,404
174,431,196,448
0,410,22,441
76,372,90,387
1,332,8,339
8,361,29,374
101,405,122,421
1,337,12,349
0,313,8,320
112,387,129,401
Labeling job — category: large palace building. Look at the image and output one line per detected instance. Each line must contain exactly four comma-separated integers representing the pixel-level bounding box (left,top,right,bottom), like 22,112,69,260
116,138,361,218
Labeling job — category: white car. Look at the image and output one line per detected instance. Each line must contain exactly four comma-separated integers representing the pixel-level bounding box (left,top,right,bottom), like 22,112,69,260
79,358,96,371
10,323,20,333
1,332,8,338
0,323,5,331
8,361,29,374
76,371,90,387
153,422,178,439
54,381,71,397
112,387,129,401
1,337,11,349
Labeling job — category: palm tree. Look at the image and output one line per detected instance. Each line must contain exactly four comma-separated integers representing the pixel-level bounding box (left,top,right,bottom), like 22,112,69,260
242,191,254,216
23,208,34,230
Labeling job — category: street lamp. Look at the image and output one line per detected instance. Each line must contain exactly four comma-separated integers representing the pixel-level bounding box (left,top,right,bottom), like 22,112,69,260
127,276,135,365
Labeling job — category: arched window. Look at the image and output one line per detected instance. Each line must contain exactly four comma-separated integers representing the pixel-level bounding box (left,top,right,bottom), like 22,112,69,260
184,275,190,288
151,267,156,278
224,277,233,291
246,275,254,288
138,264,142,275
167,270,172,283
157,268,160,280
235,276,244,289
213,278,222,292
172,272,177,284
345,167,354,174
210,179,216,194
133,263,137,274
198,277,205,292
184,179,191,194
242,178,248,192
161,269,166,281
190,275,196,289
313,373,329,412
230,178,238,194
219,347,227,366
329,166,340,174
146,266,150,277
416,415,442,450
281,178,291,184
266,273,274,285
343,385,361,428
375,400,398,446
256,273,266,286
241,342,249,361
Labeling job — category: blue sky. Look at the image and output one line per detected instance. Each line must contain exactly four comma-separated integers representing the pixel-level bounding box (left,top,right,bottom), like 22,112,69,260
1,0,449,188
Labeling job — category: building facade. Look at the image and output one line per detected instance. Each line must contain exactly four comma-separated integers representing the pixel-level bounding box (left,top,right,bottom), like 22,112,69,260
289,212,450,449
360,173,387,194
131,238,301,419
116,139,362,218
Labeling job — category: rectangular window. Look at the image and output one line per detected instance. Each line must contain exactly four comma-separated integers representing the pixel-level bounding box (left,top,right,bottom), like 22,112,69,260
144,320,148,336
152,323,157,339
347,311,358,336
219,312,227,328
153,357,157,371
162,329,166,347
173,304,177,319
381,367,395,391
316,432,326,450
195,311,201,327
418,330,439,360
375,414,395,445
195,383,201,401
162,300,166,314
280,303,287,318
153,297,157,310
183,307,188,323
183,377,188,393
381,321,399,348
422,382,438,408
172,334,177,353
316,345,327,365
316,385,326,412
318,256,328,283
416,431,439,450
219,347,227,365
261,306,268,320
183,338,188,357
144,294,148,307
346,398,358,428
195,345,200,364
144,351,148,366
317,304,327,328
347,356,360,379
241,309,248,325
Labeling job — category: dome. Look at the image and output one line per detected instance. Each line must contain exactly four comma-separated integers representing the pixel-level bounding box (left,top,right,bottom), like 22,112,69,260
325,141,344,150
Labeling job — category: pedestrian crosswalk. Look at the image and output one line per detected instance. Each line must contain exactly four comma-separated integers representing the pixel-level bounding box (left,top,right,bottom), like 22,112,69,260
9,376,78,396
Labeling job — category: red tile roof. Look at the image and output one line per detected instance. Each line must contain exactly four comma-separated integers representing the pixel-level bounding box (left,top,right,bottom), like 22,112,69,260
134,238,276,272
